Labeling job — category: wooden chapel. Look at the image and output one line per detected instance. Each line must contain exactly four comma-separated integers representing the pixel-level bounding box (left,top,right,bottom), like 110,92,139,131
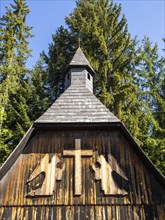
0,47,165,219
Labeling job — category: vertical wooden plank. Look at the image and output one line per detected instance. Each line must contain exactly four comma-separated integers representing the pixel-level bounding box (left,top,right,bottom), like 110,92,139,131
0,208,4,220
70,158,73,205
75,139,82,195
32,207,37,220
57,206,61,220
89,206,94,220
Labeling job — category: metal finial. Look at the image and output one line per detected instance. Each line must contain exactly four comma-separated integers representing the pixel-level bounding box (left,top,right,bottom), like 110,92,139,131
78,36,81,48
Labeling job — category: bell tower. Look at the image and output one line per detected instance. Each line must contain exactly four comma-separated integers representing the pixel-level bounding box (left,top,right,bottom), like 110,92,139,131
64,47,95,93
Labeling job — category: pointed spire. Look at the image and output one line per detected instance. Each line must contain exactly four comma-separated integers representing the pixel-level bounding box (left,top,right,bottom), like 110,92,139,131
65,47,96,76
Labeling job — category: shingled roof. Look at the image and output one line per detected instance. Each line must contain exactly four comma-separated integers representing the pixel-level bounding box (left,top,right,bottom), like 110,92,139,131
64,47,96,75
35,79,119,123
35,47,119,124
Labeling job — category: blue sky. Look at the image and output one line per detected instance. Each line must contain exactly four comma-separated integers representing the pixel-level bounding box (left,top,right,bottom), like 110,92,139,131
0,0,164,69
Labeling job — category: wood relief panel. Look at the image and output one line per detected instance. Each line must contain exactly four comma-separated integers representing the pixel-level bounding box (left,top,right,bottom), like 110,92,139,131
0,129,164,209
26,154,65,197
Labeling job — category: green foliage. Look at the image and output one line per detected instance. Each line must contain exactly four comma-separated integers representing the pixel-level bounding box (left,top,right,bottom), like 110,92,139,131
42,26,77,101
0,107,12,164
41,0,164,174
65,0,144,142
0,0,32,160
133,37,165,174
0,0,164,175
29,57,50,120
5,80,32,149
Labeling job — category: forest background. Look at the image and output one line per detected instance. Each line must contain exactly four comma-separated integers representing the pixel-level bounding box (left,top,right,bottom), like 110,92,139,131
0,0,165,175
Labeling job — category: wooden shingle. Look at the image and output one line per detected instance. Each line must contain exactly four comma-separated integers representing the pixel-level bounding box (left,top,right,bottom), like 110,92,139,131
35,79,119,123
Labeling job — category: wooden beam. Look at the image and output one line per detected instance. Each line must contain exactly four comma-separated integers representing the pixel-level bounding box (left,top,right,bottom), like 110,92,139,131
63,139,93,195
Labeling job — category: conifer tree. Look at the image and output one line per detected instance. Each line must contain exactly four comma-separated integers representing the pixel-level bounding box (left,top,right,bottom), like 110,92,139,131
134,37,165,174
154,39,165,140
0,0,32,158
42,0,164,174
42,26,77,102
43,0,144,140
29,57,50,120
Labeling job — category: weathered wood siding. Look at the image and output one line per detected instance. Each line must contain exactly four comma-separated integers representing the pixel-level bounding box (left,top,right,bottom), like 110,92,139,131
0,205,164,220
0,129,165,219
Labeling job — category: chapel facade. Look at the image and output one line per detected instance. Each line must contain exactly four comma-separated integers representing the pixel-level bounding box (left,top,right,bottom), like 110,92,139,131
0,47,164,219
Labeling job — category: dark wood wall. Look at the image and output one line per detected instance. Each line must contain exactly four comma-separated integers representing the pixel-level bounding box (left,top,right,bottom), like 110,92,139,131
0,205,165,220
0,128,165,219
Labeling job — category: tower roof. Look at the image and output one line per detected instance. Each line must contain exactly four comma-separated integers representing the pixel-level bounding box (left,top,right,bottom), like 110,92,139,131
35,79,119,124
35,47,119,124
64,47,96,75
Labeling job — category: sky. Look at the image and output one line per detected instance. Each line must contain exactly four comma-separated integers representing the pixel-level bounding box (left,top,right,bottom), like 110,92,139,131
0,0,165,69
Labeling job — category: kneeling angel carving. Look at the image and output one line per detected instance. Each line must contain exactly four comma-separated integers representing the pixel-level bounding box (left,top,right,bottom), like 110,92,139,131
91,154,128,195
26,154,65,197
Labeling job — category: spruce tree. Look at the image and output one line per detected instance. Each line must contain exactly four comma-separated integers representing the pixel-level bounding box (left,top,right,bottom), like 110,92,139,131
154,39,165,139
42,0,164,174
134,37,165,174
42,26,77,102
42,0,145,141
0,0,32,159
65,0,143,141
29,57,50,120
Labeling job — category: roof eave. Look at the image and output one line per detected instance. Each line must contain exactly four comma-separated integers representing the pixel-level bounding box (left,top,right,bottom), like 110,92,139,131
33,121,120,129
64,64,96,76
34,121,165,187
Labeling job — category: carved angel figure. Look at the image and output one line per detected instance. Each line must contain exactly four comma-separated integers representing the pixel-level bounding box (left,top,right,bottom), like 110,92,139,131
26,154,65,197
91,154,128,195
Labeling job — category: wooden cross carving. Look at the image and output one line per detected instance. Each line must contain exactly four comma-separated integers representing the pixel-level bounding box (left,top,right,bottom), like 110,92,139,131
63,139,93,195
